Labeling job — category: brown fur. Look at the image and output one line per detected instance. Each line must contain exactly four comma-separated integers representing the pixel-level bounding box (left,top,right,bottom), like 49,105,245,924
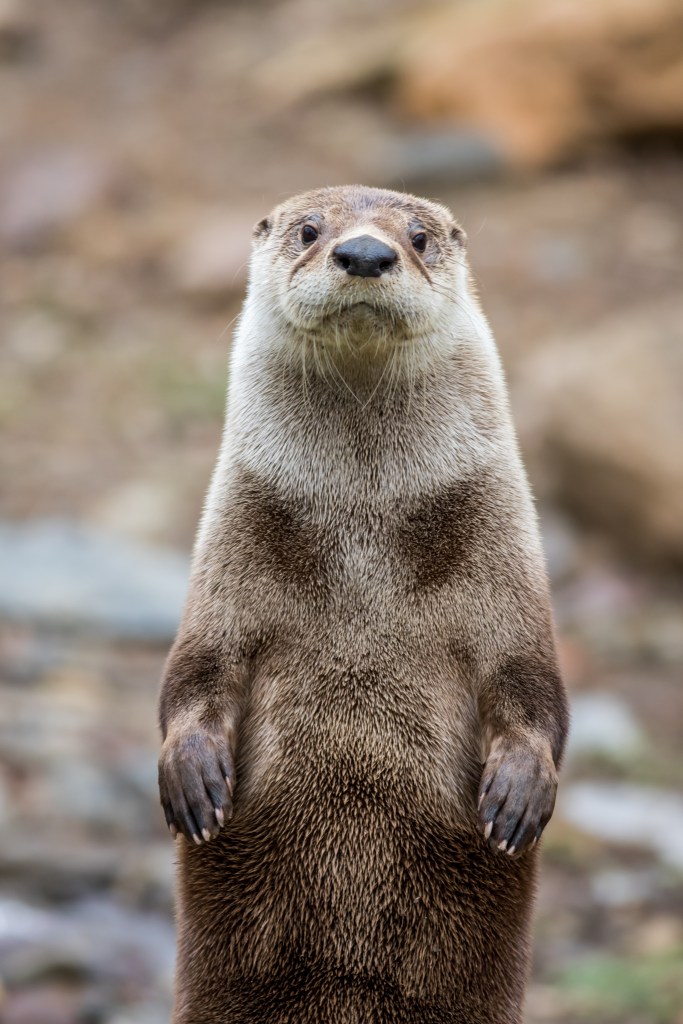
158,186,569,1023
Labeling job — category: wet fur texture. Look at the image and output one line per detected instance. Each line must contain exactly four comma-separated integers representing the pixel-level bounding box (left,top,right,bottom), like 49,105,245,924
158,186,569,1024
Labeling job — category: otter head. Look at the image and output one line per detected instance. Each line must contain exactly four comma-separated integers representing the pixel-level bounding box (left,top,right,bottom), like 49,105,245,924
247,186,473,367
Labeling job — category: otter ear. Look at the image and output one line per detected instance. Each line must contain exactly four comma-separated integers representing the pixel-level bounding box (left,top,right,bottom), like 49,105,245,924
450,223,467,247
253,216,271,241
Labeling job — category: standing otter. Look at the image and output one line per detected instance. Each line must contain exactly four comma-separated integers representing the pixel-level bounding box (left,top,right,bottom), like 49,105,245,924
158,185,569,1024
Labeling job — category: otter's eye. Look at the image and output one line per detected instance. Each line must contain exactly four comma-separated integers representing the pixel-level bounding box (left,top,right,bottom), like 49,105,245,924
301,224,319,246
411,232,428,254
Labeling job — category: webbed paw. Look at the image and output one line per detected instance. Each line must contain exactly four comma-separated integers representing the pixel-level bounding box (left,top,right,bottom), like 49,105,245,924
478,737,557,857
158,727,234,844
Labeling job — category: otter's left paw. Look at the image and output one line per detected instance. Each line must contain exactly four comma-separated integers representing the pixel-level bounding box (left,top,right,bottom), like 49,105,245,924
478,738,558,857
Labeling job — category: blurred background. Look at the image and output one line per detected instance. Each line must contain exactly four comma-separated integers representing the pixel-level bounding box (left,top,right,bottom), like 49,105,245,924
0,0,682,1021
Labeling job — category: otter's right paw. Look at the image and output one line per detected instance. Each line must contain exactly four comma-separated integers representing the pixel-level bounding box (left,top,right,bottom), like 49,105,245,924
158,729,234,845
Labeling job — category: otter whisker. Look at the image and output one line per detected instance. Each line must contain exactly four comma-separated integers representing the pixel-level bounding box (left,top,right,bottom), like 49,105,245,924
361,337,394,410
312,336,331,393
301,337,311,412
327,322,362,405
218,309,243,344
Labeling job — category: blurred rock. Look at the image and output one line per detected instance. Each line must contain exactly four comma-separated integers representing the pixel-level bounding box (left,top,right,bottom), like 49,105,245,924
0,986,83,1024
251,21,404,111
0,896,174,996
530,236,583,284
625,201,681,261
107,1005,171,1024
539,509,581,585
0,837,124,901
5,311,68,368
0,835,173,905
39,757,147,834
117,843,175,911
562,567,642,619
635,605,683,666
90,480,178,544
397,0,683,168
0,777,9,829
0,0,37,61
0,677,100,767
561,782,683,870
517,297,683,568
169,210,256,302
567,597,683,665
0,520,188,641
525,984,564,1021
591,868,660,908
116,0,232,34
567,692,644,762
384,130,505,188
0,149,115,252
630,915,683,954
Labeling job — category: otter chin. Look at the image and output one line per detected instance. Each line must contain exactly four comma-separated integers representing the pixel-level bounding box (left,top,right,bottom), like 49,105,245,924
158,185,569,1024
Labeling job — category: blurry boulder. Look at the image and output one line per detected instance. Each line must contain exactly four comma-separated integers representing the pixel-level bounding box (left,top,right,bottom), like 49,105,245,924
114,0,240,34
561,782,683,870
0,0,37,61
516,297,683,568
0,986,82,1024
538,509,582,585
383,129,505,188
396,0,683,168
631,915,683,955
90,479,178,544
169,209,257,302
591,868,661,909
38,757,150,834
251,22,405,111
567,692,644,762
0,149,115,252
0,896,174,1002
0,835,168,902
0,519,189,641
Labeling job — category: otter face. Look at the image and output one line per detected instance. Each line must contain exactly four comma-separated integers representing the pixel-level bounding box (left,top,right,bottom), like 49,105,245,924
249,186,469,345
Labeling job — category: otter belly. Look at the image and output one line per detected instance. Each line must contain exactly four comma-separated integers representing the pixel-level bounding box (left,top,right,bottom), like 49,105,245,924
172,689,535,1024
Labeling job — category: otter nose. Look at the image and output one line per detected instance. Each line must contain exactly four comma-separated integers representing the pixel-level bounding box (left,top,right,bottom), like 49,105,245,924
332,235,398,278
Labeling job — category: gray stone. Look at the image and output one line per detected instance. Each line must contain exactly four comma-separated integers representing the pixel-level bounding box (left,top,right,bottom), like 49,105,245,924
0,835,174,905
91,480,178,544
0,836,124,900
539,508,581,584
42,757,146,833
531,236,583,283
169,209,256,301
0,986,82,1024
5,311,68,369
0,774,9,827
517,297,683,567
0,520,189,641
384,129,505,188
108,1005,172,1024
0,0,37,61
591,868,660,908
0,149,113,250
0,896,174,991
561,782,683,871
566,692,644,762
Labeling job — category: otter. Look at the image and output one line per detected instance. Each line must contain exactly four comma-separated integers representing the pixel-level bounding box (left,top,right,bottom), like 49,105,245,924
158,185,569,1024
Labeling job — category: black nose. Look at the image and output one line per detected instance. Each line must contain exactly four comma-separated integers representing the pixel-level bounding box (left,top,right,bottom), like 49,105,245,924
332,234,398,278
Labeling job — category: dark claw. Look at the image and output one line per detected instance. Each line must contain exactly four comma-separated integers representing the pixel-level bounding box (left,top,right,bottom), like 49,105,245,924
158,728,235,845
478,738,558,858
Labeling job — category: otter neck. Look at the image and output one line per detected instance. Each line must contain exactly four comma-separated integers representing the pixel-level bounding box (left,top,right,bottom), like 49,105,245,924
220,313,514,504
